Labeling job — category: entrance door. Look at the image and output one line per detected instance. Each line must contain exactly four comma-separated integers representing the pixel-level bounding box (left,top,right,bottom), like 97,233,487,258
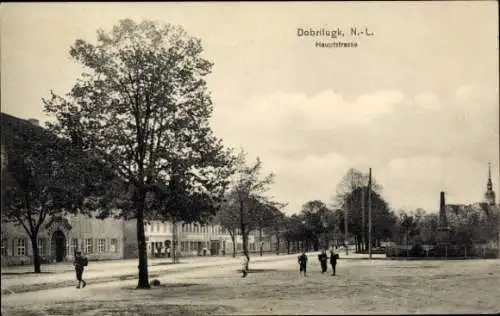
51,230,66,262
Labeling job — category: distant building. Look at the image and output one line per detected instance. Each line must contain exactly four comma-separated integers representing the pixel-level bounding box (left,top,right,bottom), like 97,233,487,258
123,220,264,259
1,214,125,266
440,164,500,251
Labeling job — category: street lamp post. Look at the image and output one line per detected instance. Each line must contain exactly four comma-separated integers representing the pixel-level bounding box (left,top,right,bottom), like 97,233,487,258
368,168,372,259
301,220,307,252
344,200,349,256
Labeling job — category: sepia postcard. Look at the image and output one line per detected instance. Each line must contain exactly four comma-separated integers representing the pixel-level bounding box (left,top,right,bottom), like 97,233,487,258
1,2,499,315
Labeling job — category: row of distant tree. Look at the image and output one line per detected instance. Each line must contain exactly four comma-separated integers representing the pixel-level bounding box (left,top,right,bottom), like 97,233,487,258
220,165,499,258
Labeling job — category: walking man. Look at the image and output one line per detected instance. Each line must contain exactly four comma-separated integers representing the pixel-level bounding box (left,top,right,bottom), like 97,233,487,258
330,247,339,276
74,251,88,289
298,251,308,276
318,249,328,273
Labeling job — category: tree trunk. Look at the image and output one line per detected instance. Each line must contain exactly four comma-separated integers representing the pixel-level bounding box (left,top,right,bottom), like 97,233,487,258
259,228,263,256
136,192,150,289
276,235,280,255
286,239,290,254
172,219,177,264
30,236,41,273
229,232,236,258
242,230,250,271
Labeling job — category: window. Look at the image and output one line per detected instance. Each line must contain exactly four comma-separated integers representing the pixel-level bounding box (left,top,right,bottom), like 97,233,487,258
85,238,93,254
110,239,118,252
71,238,78,255
182,241,189,252
190,242,198,252
16,239,26,256
1,238,7,256
37,238,46,256
98,239,106,253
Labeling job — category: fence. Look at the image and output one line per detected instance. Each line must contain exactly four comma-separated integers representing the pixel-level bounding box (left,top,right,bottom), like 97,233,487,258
386,244,499,259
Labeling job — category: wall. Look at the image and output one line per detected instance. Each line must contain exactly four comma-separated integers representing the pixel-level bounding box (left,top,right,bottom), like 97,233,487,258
1,213,124,266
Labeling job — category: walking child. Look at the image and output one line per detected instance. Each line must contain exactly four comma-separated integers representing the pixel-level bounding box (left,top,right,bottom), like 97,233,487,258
298,251,308,276
73,251,88,289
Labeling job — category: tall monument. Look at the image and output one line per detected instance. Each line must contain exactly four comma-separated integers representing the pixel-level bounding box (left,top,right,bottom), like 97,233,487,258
437,191,450,256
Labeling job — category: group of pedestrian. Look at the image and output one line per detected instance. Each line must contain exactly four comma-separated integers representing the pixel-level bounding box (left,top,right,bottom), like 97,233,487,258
297,247,339,277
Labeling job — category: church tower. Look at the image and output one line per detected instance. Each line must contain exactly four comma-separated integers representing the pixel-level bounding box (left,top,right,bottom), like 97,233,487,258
484,162,496,205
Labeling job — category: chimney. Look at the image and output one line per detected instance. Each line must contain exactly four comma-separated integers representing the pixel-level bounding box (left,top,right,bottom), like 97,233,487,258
27,118,39,126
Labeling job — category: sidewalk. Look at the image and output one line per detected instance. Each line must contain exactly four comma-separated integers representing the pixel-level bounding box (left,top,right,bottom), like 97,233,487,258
1,253,297,295
1,254,230,275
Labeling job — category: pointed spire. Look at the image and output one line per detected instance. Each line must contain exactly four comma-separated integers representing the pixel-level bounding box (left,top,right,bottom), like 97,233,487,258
484,162,496,205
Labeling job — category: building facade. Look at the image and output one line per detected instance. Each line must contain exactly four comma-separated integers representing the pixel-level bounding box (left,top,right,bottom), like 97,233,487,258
123,220,261,259
1,213,125,266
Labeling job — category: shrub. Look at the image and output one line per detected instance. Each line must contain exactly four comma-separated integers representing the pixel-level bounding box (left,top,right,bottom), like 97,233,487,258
409,244,425,257
151,279,161,286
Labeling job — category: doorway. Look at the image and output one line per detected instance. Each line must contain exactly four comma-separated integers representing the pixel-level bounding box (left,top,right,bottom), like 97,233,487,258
51,230,66,262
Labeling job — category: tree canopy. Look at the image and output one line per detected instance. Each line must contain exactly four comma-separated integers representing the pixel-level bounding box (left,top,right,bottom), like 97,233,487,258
43,19,234,288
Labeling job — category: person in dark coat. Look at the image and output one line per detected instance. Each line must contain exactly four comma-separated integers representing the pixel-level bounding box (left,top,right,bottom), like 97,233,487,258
318,249,328,273
298,251,308,276
330,248,339,276
73,251,87,289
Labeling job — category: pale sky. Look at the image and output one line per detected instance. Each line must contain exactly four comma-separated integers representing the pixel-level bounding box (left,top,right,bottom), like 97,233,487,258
1,2,499,215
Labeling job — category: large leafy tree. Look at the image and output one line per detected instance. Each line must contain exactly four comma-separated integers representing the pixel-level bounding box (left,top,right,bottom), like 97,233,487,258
416,213,439,245
264,205,287,255
283,214,308,253
215,196,240,257
300,200,334,250
333,168,381,251
226,149,276,269
333,169,396,252
1,115,111,273
252,199,280,256
43,19,233,289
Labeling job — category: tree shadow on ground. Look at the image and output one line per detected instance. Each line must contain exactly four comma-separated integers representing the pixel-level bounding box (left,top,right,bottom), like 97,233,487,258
121,283,200,290
150,262,177,267
1,271,55,275
3,301,237,316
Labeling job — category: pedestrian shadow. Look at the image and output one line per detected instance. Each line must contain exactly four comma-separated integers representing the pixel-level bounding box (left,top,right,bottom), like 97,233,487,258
233,269,279,274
